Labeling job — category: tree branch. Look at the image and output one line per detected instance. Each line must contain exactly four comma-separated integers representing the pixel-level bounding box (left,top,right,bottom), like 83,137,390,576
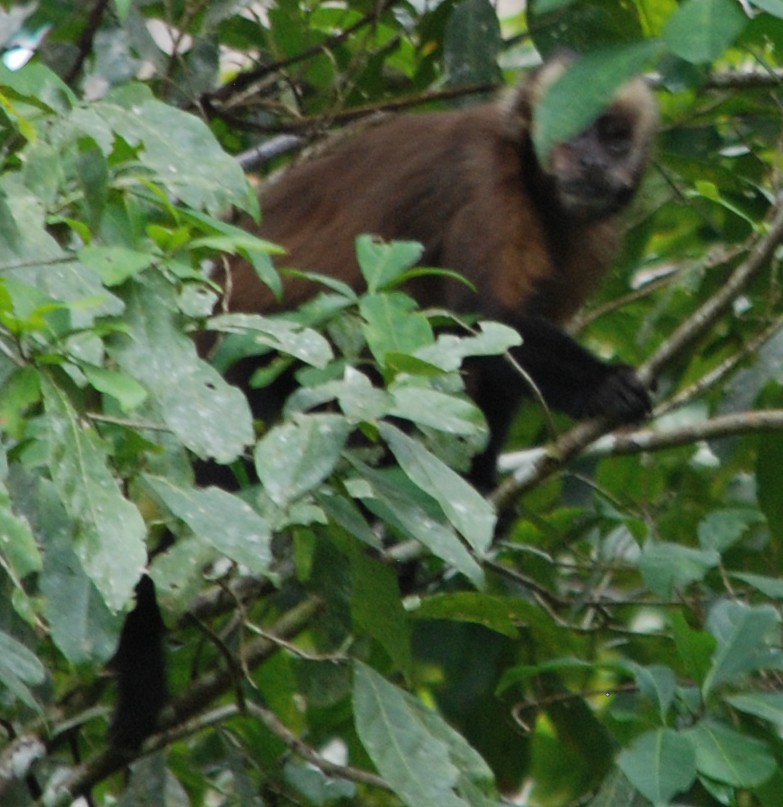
499,408,783,473
244,702,391,791
492,195,783,509
63,0,112,86
41,596,324,806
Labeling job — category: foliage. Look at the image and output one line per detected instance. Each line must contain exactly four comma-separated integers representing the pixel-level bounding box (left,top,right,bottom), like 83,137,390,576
2,1,783,806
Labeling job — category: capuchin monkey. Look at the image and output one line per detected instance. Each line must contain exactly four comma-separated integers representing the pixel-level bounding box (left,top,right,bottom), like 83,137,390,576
109,53,657,750
214,52,658,486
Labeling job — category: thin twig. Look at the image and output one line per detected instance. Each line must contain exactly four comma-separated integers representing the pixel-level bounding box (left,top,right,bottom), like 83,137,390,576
658,311,783,416
493,196,783,510
41,596,324,806
245,702,391,791
63,0,111,86
203,0,399,106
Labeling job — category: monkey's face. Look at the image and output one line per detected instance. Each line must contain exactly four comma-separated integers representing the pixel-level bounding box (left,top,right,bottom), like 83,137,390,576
547,109,648,221
544,79,658,221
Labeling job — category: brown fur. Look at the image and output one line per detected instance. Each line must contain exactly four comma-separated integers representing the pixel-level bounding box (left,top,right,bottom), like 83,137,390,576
213,55,658,486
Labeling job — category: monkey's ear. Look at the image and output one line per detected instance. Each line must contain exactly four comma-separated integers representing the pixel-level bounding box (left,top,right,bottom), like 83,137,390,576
501,51,576,141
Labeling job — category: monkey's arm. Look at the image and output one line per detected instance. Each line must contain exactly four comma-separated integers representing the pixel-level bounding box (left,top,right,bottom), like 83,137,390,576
513,315,651,422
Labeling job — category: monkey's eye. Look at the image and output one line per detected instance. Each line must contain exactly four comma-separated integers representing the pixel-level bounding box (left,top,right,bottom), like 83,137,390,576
596,114,632,154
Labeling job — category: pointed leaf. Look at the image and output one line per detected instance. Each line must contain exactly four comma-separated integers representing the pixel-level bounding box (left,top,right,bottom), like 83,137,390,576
144,476,272,576
354,662,493,807
379,423,495,553
389,385,486,436
685,720,775,788
617,729,696,805
639,542,719,597
727,691,783,727
255,414,351,507
360,292,434,364
663,0,747,64
703,601,781,696
0,629,45,709
351,554,412,674
110,275,253,463
346,463,484,587
356,236,423,292
207,312,333,370
41,375,146,611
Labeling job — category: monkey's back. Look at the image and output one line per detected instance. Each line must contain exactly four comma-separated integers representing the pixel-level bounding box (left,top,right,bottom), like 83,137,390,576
224,101,620,324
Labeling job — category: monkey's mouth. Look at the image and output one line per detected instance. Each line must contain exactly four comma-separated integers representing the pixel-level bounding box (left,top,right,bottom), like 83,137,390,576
558,182,633,219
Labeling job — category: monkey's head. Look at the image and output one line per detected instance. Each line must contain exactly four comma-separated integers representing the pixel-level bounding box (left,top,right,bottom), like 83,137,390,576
507,55,658,222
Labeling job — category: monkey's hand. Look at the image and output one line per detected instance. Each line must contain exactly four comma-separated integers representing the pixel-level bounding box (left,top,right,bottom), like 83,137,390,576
587,364,652,423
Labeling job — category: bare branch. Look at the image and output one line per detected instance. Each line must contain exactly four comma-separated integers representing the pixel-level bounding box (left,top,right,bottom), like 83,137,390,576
492,196,783,510
500,409,783,474
245,702,391,791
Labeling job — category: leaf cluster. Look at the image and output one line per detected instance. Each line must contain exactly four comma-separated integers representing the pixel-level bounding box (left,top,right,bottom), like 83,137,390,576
3,2,783,807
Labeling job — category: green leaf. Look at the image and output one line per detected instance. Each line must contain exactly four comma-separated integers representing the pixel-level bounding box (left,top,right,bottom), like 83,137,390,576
533,41,661,162
6,471,122,664
41,374,146,612
670,611,715,687
663,0,747,64
207,312,333,371
346,462,484,587
356,236,423,293
255,414,351,507
0,180,122,325
81,364,147,411
379,423,495,553
113,0,132,19
703,601,782,697
630,664,676,721
0,483,41,581
315,489,382,549
360,292,434,364
753,0,783,17
732,572,783,598
617,729,696,805
149,532,219,610
304,366,391,424
353,661,495,807
284,760,356,803
144,476,273,576
0,629,46,709
351,553,411,674
71,100,256,214
639,542,719,597
389,385,485,436
726,691,783,726
0,365,41,438
443,0,503,87
413,592,530,639
585,768,639,807
415,322,521,372
685,720,776,788
496,657,626,695
110,274,253,463
0,62,75,114
697,508,762,552
78,245,153,286
37,476,121,663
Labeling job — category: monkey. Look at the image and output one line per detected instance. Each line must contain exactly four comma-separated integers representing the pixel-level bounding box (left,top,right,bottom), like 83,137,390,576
213,53,658,488
107,54,657,749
